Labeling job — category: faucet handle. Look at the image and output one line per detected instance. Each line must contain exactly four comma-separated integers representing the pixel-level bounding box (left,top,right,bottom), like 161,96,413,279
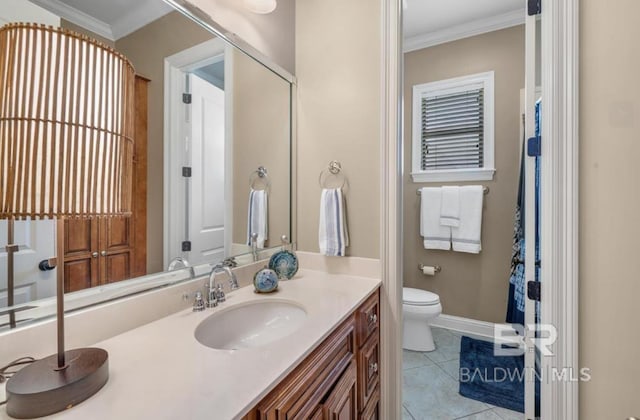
193,291,205,312
216,284,226,303
206,289,218,308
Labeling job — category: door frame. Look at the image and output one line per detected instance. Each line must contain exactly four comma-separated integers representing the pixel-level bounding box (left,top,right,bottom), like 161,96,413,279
163,38,231,268
379,0,580,419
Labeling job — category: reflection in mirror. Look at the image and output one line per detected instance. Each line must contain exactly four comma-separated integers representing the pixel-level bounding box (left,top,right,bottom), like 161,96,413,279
0,0,293,330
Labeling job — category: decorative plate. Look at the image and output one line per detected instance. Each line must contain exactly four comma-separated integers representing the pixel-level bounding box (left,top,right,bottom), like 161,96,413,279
253,268,279,293
269,250,299,280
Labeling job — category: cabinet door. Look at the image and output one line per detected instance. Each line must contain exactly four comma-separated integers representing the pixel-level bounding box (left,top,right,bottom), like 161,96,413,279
99,217,133,285
360,387,380,420
356,291,379,345
63,219,99,292
322,361,357,420
357,334,379,412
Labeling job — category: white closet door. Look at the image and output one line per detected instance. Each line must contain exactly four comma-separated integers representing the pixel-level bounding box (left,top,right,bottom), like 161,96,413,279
188,74,226,265
0,220,56,306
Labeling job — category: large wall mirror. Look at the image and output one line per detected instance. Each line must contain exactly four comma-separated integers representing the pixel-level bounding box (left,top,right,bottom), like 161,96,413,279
0,0,294,330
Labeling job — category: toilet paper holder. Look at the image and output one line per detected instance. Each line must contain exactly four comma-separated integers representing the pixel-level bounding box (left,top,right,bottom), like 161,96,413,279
418,264,442,274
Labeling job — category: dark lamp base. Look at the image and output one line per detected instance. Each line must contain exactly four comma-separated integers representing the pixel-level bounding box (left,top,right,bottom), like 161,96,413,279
6,348,109,419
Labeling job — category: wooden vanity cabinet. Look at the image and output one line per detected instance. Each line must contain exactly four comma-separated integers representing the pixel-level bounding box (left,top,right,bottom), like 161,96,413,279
243,288,380,420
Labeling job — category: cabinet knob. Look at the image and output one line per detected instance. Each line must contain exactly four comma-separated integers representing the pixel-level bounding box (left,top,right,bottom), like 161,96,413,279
369,362,378,375
101,251,107,257
92,252,99,258
368,313,377,324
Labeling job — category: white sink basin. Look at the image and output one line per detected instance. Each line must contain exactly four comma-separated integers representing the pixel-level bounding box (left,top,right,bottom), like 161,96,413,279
194,300,307,350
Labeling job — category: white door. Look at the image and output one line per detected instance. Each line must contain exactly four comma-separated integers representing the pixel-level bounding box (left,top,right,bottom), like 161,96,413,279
188,74,226,265
0,220,56,306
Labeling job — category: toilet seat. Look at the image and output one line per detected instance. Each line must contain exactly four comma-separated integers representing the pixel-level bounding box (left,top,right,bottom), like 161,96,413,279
403,287,440,306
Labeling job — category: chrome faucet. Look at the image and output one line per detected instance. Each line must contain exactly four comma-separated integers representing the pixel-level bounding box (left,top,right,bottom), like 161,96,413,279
205,264,239,308
167,257,194,279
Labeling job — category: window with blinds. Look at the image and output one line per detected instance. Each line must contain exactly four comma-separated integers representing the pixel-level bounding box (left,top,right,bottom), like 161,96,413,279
412,71,495,182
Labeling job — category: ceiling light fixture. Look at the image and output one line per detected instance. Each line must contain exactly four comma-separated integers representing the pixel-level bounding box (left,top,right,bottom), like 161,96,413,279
244,0,277,14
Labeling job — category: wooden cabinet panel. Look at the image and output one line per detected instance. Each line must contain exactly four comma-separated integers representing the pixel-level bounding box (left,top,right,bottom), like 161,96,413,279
359,387,380,420
104,217,131,250
64,259,96,293
103,252,130,284
356,292,379,346
357,334,379,412
309,407,323,420
131,75,148,278
322,361,357,420
254,316,355,419
65,219,95,255
64,219,99,292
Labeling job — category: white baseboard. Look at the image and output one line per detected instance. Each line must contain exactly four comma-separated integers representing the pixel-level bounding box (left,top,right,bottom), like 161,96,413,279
429,314,496,340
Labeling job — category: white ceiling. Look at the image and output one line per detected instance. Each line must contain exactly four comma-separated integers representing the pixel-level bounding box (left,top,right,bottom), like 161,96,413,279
28,0,174,41
404,0,524,50
25,0,524,47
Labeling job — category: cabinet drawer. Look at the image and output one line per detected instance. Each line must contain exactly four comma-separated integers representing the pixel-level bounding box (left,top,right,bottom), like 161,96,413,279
357,333,379,412
359,386,380,420
356,290,379,346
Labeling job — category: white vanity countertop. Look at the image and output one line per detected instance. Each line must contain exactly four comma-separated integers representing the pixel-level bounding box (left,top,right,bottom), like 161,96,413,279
1,269,380,420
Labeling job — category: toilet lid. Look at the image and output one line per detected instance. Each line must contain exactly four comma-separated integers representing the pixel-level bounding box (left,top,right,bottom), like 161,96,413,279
403,287,440,306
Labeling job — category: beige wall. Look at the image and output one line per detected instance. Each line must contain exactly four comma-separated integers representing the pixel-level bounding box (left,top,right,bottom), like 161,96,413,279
580,0,640,417
232,49,291,247
116,12,213,273
403,26,525,323
295,0,381,259
188,0,295,74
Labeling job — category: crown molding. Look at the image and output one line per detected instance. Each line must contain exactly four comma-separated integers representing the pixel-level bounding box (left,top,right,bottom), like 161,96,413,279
29,0,114,40
403,9,524,53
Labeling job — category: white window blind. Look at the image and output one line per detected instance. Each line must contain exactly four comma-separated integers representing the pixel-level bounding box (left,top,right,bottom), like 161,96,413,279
411,71,495,183
421,88,484,170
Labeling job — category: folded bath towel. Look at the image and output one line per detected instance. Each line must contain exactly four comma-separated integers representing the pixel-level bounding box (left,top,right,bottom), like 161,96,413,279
420,187,451,250
247,188,268,248
440,186,460,227
319,188,349,256
452,185,484,253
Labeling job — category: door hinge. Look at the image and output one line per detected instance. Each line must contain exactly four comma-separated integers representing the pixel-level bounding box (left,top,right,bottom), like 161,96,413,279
181,241,192,252
527,136,541,157
182,93,192,104
182,166,192,178
527,281,541,301
528,0,541,16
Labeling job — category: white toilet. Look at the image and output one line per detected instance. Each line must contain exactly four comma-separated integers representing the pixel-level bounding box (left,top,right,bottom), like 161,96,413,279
402,287,442,352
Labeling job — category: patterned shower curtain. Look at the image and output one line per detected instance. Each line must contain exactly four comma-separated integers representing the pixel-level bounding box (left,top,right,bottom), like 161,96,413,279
506,99,541,325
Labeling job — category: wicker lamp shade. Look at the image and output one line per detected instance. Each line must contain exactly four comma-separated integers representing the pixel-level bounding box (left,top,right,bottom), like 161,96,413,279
0,23,135,220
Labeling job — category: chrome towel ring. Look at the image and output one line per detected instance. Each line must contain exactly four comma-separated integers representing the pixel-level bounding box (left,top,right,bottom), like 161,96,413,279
250,166,271,191
319,160,347,190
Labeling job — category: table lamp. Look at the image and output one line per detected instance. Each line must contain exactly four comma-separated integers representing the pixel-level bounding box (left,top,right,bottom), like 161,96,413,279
0,23,134,418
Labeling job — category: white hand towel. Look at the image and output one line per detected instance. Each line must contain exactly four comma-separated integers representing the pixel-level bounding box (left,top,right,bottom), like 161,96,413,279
452,185,483,253
420,187,451,250
440,186,460,227
319,188,349,256
247,189,268,248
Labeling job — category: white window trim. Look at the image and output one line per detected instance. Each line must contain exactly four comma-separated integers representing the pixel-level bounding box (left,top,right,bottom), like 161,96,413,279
411,71,495,183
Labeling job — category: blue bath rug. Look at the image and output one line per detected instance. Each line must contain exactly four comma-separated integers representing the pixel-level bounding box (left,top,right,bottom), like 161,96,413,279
458,335,538,413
